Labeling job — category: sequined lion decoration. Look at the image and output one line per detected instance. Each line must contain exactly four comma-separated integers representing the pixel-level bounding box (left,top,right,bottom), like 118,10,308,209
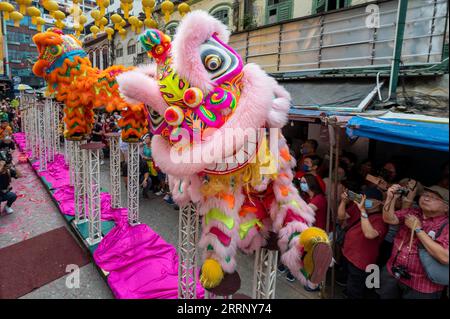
32,28,147,142
117,11,332,290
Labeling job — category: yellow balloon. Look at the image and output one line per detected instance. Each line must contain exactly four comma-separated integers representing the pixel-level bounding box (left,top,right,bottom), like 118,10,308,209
53,10,65,21
105,26,114,41
161,0,174,23
79,15,87,25
178,2,190,17
144,18,157,28
10,11,24,27
111,13,122,24
128,16,139,26
0,2,15,20
43,0,59,12
91,9,101,21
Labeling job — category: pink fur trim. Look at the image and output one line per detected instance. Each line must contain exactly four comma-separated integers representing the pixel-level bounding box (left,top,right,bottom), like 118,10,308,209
277,221,308,253
136,63,157,78
172,10,230,93
281,247,308,285
267,98,290,128
116,70,167,115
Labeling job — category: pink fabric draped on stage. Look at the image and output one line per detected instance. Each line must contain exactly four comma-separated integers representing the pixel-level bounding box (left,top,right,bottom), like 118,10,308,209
13,133,204,299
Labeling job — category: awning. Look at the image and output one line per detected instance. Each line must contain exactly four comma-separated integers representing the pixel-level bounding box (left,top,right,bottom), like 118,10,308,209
346,113,449,152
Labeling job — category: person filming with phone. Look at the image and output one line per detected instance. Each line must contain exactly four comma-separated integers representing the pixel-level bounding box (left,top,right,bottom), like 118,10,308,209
337,187,388,299
378,184,449,299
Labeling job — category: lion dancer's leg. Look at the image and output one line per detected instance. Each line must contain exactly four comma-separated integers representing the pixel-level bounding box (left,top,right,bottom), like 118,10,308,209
270,134,332,286
198,184,245,289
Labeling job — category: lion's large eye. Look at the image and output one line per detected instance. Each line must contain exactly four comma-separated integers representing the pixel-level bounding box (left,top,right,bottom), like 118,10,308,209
49,45,62,56
204,54,222,71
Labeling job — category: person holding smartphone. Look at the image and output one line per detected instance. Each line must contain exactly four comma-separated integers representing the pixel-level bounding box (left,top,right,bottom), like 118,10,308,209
337,187,388,299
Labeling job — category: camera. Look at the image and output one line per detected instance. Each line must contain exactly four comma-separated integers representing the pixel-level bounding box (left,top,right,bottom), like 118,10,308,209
391,265,411,280
395,187,410,197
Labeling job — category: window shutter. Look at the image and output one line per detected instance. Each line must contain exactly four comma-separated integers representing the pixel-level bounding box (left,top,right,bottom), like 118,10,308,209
277,1,292,22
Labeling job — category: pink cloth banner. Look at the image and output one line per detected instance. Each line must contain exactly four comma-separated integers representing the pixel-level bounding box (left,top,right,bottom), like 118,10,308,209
13,132,205,299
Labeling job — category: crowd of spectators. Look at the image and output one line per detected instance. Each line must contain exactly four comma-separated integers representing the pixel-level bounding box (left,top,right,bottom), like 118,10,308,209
278,138,448,299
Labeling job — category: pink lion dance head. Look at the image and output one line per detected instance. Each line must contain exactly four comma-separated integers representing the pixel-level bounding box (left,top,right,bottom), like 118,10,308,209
117,11,331,291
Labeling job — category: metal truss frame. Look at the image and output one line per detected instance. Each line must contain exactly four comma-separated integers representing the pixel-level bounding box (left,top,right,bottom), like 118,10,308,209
127,143,139,225
252,248,278,299
178,202,200,299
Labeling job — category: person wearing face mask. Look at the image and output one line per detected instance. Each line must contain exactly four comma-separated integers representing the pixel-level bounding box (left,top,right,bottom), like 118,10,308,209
295,155,326,193
296,139,318,172
337,187,387,299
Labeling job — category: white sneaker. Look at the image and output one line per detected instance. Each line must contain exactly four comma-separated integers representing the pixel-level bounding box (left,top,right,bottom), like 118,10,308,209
155,191,164,196
4,206,14,214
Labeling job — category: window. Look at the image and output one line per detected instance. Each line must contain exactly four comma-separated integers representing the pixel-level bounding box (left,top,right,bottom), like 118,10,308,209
165,22,179,37
116,47,123,58
102,48,109,69
266,0,292,24
313,0,351,14
95,50,100,68
211,8,230,26
127,40,136,55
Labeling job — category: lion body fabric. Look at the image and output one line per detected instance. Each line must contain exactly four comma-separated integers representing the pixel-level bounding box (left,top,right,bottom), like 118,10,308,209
32,29,148,141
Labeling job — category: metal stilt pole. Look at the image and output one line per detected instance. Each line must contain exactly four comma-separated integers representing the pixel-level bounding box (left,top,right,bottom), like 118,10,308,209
82,142,103,246
73,140,87,225
53,100,60,154
106,133,121,208
64,139,69,165
38,101,47,172
178,201,200,299
127,142,139,225
252,248,278,299
69,140,74,186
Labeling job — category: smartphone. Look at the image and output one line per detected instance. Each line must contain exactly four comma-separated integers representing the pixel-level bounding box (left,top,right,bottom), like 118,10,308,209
348,190,363,203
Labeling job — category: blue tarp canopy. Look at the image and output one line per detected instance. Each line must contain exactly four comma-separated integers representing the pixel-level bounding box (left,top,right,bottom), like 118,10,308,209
346,115,449,152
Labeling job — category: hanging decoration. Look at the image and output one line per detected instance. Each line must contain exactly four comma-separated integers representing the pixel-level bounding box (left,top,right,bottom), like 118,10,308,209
90,25,100,39
96,0,110,16
42,0,59,13
90,9,103,28
111,13,123,31
142,0,155,20
17,0,32,15
0,2,15,20
128,15,139,33
161,0,174,23
52,10,66,30
178,2,190,17
26,6,41,26
105,26,114,41
35,16,46,32
99,17,108,31
120,0,133,20
144,17,157,29
10,11,24,27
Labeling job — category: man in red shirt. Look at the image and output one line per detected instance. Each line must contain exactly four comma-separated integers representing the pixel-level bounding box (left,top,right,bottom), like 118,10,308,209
379,184,449,299
337,187,388,298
